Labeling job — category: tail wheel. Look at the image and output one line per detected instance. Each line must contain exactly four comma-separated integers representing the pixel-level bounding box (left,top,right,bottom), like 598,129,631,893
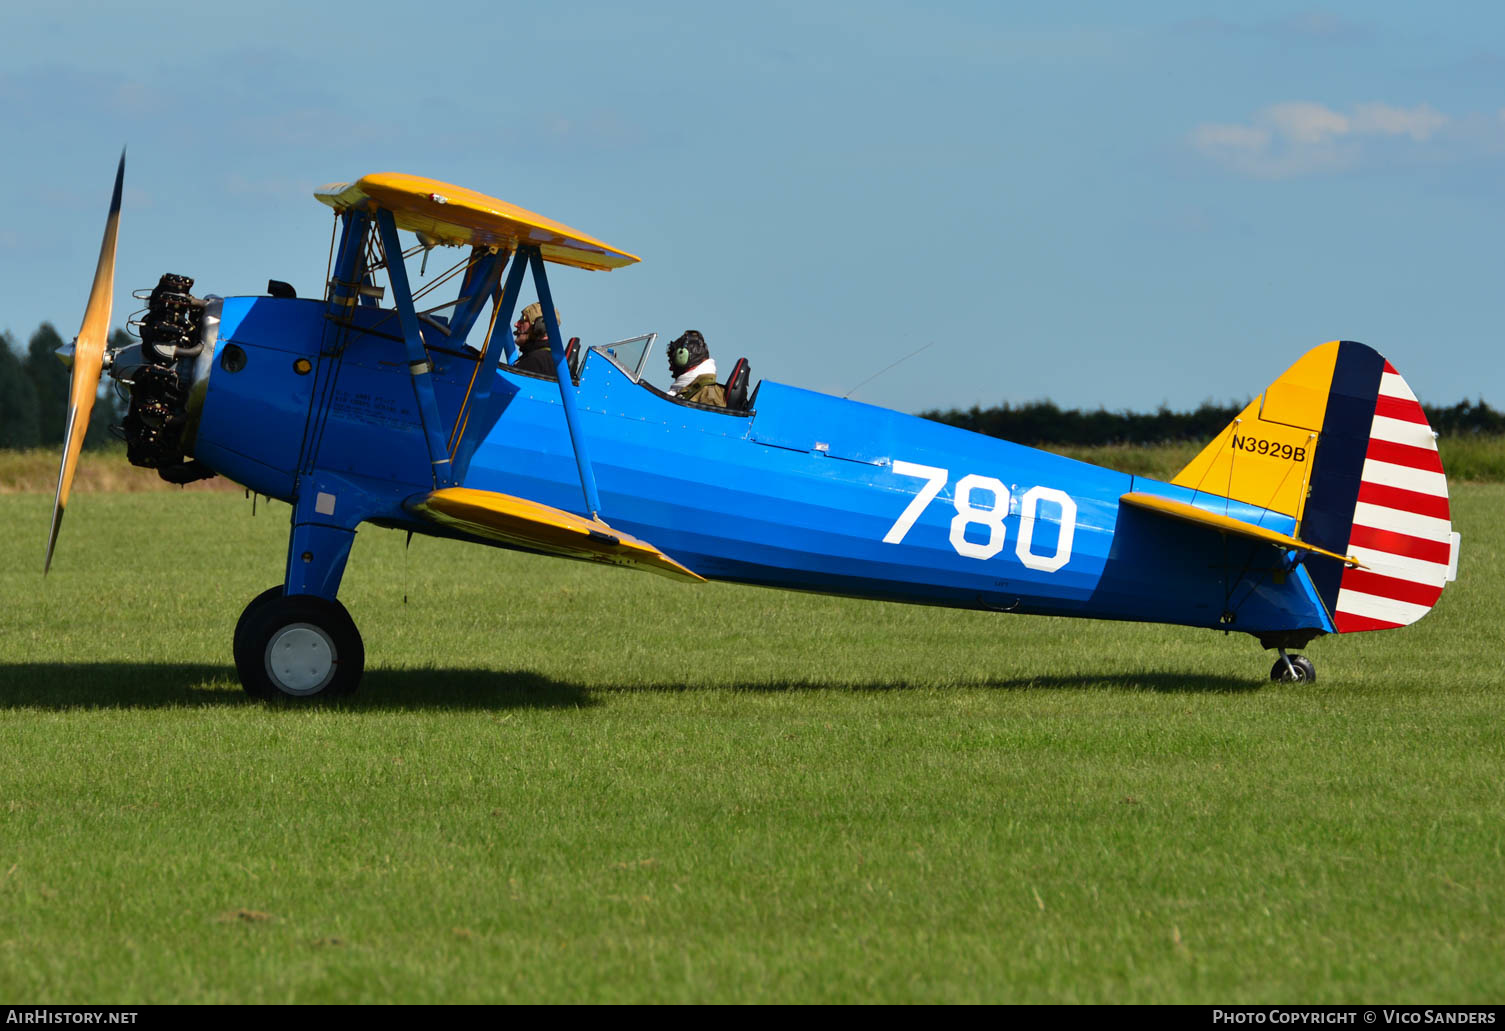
233,589,364,700
1270,654,1316,684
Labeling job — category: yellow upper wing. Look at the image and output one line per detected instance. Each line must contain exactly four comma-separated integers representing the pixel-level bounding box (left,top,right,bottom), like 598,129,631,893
314,173,640,271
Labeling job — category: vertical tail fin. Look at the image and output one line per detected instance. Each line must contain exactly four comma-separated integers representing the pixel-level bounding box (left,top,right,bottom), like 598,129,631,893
1173,340,1456,632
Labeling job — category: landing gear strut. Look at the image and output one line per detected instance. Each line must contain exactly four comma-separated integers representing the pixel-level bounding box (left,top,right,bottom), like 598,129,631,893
1270,650,1316,684
233,587,365,700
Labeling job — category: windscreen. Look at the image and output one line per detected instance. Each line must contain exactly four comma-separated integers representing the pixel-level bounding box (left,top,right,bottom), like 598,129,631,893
589,333,657,382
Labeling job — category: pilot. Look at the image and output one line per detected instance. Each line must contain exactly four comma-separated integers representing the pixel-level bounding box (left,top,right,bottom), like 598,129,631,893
513,301,560,376
666,330,726,407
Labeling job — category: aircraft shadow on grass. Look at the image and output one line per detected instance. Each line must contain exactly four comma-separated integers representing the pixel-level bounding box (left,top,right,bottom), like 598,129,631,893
714,673,1261,695
0,664,594,711
0,663,1258,710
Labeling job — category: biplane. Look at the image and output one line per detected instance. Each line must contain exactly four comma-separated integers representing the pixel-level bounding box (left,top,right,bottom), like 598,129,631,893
46,155,1462,699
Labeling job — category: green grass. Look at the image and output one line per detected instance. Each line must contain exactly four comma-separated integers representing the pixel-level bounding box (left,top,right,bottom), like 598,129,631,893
0,445,237,494
1042,441,1204,479
0,486,1502,1003
1435,435,1505,483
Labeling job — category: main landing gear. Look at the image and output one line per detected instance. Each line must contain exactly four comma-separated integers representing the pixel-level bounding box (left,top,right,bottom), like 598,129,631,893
235,485,365,700
1270,650,1316,684
233,587,365,700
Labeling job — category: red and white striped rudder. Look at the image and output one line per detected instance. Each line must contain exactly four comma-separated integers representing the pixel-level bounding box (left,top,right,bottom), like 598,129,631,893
1332,361,1458,632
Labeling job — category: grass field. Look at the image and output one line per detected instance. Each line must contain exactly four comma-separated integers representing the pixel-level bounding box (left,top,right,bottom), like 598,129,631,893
0,478,1501,1003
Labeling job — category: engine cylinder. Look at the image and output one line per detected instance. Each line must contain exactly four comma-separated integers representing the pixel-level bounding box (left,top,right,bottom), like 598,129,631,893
120,273,215,483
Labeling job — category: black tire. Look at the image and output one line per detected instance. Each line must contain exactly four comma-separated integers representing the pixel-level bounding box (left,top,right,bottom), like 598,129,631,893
233,590,364,700
232,586,285,676
1270,654,1316,684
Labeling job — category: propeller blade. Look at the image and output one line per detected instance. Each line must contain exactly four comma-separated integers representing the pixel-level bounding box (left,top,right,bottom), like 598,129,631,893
45,150,124,573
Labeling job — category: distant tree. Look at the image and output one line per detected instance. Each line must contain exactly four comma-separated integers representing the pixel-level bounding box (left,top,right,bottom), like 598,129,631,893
0,331,42,448
921,398,1248,446
1424,399,1505,436
18,322,126,451
922,396,1500,445
25,323,69,445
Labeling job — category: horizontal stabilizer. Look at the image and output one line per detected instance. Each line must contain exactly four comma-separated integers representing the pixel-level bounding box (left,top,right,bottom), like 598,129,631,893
1120,493,1362,567
409,487,703,583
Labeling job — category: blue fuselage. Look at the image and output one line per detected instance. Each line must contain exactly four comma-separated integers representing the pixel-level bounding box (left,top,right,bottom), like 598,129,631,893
192,296,1333,637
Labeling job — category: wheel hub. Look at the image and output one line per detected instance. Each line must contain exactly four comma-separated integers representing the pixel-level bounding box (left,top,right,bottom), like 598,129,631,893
265,623,337,695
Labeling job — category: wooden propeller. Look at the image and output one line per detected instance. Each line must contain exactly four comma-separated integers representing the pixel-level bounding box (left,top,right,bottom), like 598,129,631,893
45,151,124,573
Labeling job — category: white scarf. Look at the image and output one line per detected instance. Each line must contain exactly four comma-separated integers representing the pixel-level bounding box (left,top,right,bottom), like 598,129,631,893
669,358,717,395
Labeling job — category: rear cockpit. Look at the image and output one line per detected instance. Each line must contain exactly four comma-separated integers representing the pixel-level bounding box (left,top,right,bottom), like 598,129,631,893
502,329,757,414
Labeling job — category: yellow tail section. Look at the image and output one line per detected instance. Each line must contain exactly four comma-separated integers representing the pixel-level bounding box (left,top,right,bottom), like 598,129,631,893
1171,341,1341,526
1175,340,1457,633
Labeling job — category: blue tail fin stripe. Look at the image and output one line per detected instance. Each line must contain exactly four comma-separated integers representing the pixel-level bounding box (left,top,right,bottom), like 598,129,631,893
1303,340,1385,614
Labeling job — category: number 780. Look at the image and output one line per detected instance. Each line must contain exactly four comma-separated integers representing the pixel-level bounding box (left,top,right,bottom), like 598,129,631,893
881,460,1077,572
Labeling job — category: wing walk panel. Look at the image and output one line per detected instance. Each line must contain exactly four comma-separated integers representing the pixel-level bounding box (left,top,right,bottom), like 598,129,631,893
408,487,703,583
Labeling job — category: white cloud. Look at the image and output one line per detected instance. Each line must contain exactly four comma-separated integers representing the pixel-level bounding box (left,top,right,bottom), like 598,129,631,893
1191,101,1452,178
1264,101,1351,144
1177,13,1371,45
1271,12,1369,43
1352,103,1448,140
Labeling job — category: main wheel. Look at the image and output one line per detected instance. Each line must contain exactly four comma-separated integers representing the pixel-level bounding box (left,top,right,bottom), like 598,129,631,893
232,586,284,672
233,590,364,700
1270,654,1316,683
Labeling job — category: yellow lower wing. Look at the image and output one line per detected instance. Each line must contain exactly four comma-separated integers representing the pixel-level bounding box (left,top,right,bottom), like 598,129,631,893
409,487,703,583
1120,493,1362,567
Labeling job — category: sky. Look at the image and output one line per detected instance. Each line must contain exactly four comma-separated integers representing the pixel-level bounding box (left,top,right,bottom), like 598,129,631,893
3,0,1502,415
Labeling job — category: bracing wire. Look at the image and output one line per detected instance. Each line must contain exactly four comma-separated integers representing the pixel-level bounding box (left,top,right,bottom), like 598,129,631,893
842,342,933,400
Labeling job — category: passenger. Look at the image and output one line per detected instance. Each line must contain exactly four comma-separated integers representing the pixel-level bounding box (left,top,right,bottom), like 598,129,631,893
512,301,559,376
666,330,726,407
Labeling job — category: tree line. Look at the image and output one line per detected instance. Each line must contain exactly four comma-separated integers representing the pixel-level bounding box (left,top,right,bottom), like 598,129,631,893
920,397,1504,446
3,319,1499,450
1,323,128,449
